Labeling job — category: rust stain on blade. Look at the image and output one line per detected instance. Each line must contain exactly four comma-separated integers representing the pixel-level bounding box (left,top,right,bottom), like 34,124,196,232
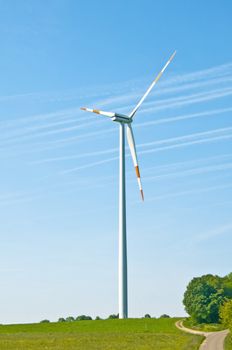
135,165,140,178
93,109,100,114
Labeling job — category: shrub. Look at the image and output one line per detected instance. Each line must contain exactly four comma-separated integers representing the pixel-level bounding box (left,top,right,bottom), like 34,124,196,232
219,299,232,329
76,315,92,321
108,314,119,319
66,316,75,322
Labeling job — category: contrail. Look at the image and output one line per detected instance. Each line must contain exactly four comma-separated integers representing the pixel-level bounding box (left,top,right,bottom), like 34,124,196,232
0,118,107,145
133,86,232,114
195,223,232,242
1,61,232,146
138,126,232,149
33,153,232,196
102,75,232,111
140,153,232,175
140,133,232,156
56,131,232,175
0,107,84,129
145,183,232,202
31,147,118,164
136,107,232,128
144,162,232,182
30,126,232,166
60,156,119,174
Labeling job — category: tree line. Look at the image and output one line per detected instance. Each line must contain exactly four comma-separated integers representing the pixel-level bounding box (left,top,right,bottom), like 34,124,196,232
40,314,170,323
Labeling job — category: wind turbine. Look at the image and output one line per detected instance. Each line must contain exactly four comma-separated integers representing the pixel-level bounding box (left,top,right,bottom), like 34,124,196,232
81,51,176,319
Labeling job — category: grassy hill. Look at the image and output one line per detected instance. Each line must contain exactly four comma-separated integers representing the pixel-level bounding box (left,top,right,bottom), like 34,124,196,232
0,318,204,350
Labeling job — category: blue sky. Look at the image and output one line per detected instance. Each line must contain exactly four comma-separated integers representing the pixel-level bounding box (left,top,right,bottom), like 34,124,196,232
0,0,232,323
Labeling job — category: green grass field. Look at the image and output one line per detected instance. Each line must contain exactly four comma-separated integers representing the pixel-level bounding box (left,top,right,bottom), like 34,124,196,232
225,333,232,350
0,318,204,350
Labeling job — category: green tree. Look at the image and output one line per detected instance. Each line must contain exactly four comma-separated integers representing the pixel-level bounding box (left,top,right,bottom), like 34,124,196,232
66,316,75,322
183,274,226,323
144,314,151,318
222,273,232,298
58,317,65,322
76,315,92,321
219,299,232,329
40,319,50,323
108,314,119,319
160,314,170,318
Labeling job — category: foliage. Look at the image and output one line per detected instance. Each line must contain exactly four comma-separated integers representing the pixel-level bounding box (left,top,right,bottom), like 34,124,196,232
183,318,224,332
160,314,170,318
95,316,101,320
224,334,232,350
223,273,232,298
144,314,151,318
0,318,203,350
219,299,232,329
108,314,119,319
58,318,65,322
65,316,75,322
76,315,92,321
183,273,232,323
40,319,50,323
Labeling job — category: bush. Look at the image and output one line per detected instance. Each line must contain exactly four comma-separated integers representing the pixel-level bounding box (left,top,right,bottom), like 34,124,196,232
219,299,232,329
95,316,101,320
58,317,65,322
144,314,151,318
40,319,50,323
160,314,170,318
108,314,119,319
66,316,75,322
76,315,92,321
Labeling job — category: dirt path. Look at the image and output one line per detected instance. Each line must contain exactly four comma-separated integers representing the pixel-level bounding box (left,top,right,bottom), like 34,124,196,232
175,320,229,350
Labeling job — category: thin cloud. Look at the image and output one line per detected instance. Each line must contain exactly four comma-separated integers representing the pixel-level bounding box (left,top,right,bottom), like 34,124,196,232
135,86,232,114
57,132,232,175
144,162,232,182
145,183,232,202
141,153,232,175
101,75,232,111
196,223,232,242
138,126,232,149
32,126,232,173
136,107,232,128
60,156,118,175
140,133,232,156
31,147,118,165
1,60,232,149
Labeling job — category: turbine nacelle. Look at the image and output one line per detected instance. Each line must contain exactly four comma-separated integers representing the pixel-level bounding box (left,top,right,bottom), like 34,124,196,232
112,114,131,124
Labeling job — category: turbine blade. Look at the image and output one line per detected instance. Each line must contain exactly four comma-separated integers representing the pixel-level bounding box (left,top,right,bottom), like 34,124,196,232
80,107,115,118
126,124,144,201
129,51,176,119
